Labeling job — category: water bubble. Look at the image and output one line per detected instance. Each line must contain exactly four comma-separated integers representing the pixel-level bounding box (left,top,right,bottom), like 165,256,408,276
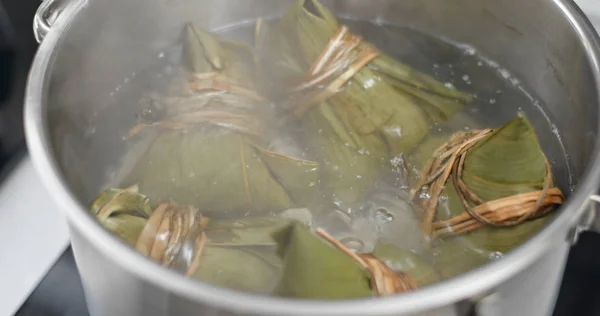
333,198,342,208
551,124,560,137
390,155,404,168
419,192,431,199
309,182,316,187
477,61,483,67
489,98,497,104
356,175,362,179
444,82,454,89
499,68,511,79
374,208,395,223
189,172,196,178
340,237,365,252
462,45,477,56
157,52,165,58
488,251,503,260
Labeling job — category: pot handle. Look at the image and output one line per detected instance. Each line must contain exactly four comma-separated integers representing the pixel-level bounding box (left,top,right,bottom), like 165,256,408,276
33,0,70,43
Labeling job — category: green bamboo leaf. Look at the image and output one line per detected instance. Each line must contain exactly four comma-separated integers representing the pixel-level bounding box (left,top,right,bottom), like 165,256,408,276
373,55,472,103
124,130,300,217
103,214,148,246
385,76,466,122
192,246,280,294
184,23,224,72
89,187,152,246
254,146,320,205
183,22,257,84
462,114,547,200
272,223,372,299
90,186,152,220
371,241,440,286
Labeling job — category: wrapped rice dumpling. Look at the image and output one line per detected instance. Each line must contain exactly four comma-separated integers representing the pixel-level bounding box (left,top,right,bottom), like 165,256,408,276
256,0,471,208
410,114,564,277
90,189,304,293
273,223,419,299
123,23,320,217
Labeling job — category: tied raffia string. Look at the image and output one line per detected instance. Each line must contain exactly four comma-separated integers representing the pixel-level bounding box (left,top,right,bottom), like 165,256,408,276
135,203,209,276
127,108,264,138
412,129,564,239
316,228,417,296
286,25,380,117
128,72,265,138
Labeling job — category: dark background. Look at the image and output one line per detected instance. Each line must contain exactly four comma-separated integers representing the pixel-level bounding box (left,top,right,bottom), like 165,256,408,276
3,0,600,315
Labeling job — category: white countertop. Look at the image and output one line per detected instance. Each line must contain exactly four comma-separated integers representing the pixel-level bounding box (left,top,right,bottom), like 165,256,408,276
0,157,70,316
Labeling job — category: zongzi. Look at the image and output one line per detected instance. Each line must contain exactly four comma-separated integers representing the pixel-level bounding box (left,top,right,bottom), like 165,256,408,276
410,114,564,277
91,190,295,293
256,0,471,209
122,23,320,217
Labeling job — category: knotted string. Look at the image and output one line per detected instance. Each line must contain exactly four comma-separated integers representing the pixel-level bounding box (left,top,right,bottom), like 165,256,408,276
286,25,380,117
128,70,266,139
135,203,209,276
412,129,564,239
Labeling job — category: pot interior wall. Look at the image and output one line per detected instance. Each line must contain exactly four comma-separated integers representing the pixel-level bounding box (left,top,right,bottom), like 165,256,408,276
44,0,598,219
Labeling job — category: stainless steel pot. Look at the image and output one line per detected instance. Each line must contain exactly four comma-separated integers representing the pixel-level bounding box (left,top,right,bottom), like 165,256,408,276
24,0,600,315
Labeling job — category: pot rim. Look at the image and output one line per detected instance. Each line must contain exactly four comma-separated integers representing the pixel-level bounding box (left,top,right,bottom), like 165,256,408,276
24,0,600,315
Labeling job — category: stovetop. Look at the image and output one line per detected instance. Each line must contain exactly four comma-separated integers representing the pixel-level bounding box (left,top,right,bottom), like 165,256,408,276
5,1,600,316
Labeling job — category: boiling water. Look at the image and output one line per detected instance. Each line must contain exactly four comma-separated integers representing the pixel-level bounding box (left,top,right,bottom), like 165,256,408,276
97,18,571,292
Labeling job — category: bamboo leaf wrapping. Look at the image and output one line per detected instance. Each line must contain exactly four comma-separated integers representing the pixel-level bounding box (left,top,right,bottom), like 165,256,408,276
192,246,281,294
410,115,559,278
258,0,470,207
123,24,320,216
273,223,372,299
